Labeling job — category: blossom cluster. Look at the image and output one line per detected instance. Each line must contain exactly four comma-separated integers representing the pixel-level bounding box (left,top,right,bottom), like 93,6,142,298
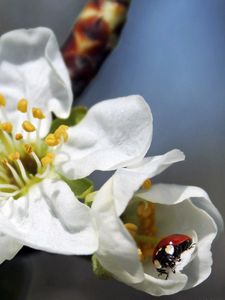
0,28,223,296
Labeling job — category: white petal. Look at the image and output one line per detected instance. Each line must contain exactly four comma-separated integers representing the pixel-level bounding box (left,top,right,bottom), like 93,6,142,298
183,231,216,290
56,95,152,179
0,179,98,255
113,149,185,216
137,183,220,291
0,27,72,136
92,178,144,283
130,272,188,296
0,233,23,264
136,183,223,232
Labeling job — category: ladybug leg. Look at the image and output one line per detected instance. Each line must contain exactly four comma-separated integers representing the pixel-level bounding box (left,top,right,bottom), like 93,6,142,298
172,268,176,274
157,269,169,280
189,243,196,249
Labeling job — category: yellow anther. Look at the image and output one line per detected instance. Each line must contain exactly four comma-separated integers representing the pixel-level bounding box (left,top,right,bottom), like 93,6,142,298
0,94,6,106
17,99,28,113
46,152,55,159
0,122,13,133
137,202,153,218
2,159,8,166
24,144,33,154
15,133,23,141
22,121,36,132
125,223,138,237
41,152,55,167
54,125,69,142
121,200,157,261
32,107,45,119
45,133,60,146
142,179,152,190
8,152,20,161
137,248,144,261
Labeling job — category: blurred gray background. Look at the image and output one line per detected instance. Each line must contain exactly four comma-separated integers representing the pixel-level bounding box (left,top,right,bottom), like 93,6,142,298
0,0,225,299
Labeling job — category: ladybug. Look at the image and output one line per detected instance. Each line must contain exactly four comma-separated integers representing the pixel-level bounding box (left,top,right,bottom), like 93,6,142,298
152,234,195,279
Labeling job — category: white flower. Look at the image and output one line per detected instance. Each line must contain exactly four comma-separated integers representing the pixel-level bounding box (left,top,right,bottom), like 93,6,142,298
91,151,223,296
0,28,153,263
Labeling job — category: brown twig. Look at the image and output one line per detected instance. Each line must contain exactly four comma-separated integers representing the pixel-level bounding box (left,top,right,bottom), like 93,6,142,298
61,0,131,98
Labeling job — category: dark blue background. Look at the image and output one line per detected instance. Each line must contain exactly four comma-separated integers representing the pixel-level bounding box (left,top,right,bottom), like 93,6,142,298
1,0,225,299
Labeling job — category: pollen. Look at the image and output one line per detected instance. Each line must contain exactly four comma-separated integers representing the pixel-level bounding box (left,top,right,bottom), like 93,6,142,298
137,201,156,260
15,133,23,140
32,107,45,119
54,125,69,142
123,200,157,262
17,99,28,113
24,144,33,154
22,120,36,132
124,223,138,237
142,179,152,190
45,133,60,146
41,152,55,167
137,248,144,261
0,122,13,133
0,93,6,106
137,202,154,218
2,159,8,166
8,152,20,161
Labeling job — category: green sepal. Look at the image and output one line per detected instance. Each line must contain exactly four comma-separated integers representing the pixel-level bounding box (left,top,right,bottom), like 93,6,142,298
61,176,94,199
85,192,97,207
50,106,87,132
92,254,112,280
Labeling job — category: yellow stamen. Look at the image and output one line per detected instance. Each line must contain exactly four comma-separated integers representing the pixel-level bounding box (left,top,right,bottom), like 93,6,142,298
137,202,153,218
41,152,55,167
142,179,152,190
137,248,144,261
24,144,33,154
0,94,6,106
133,202,157,261
124,223,138,237
45,134,60,146
8,152,20,161
54,125,69,142
2,159,8,166
0,122,13,133
15,133,23,141
17,99,28,113
22,120,36,132
32,107,45,119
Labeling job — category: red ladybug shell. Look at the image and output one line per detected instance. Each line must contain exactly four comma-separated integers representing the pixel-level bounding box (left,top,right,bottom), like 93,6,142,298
153,234,192,259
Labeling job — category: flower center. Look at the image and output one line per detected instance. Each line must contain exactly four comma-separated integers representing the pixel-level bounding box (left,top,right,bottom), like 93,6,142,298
0,94,68,200
122,179,158,262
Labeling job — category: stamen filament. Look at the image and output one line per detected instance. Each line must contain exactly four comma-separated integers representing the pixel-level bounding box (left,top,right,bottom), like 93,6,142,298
6,162,24,187
0,99,61,199
0,107,9,122
0,190,20,197
0,130,14,152
35,119,41,153
36,165,50,179
4,131,15,148
16,159,30,183
0,184,18,190
31,151,42,171
0,171,9,181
